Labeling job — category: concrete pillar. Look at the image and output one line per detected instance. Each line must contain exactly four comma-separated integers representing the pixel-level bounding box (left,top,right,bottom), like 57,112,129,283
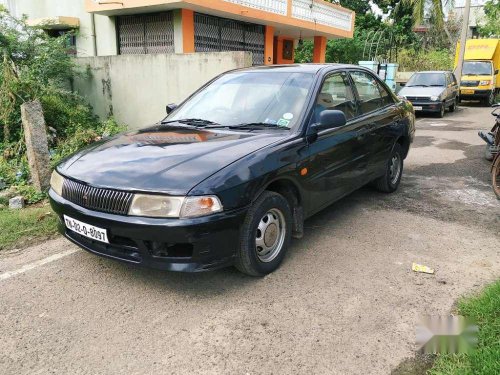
182,9,195,53
313,36,327,63
173,10,183,54
264,26,274,65
21,100,51,192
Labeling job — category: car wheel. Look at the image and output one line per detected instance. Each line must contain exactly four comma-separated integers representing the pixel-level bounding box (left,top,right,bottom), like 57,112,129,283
449,97,458,112
374,143,404,194
235,191,292,276
438,102,445,118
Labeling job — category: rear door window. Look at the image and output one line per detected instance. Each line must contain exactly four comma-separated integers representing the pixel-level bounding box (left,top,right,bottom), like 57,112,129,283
350,70,391,115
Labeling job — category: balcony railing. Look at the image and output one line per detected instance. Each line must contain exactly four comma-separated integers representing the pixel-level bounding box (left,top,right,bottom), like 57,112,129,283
223,0,288,16
224,0,353,31
291,0,353,31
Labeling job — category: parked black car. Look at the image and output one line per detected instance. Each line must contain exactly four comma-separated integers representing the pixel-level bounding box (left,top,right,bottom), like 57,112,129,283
49,64,415,276
399,71,459,117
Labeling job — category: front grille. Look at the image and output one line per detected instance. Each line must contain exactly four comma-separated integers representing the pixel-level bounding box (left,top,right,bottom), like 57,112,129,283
406,96,431,102
461,81,479,87
62,179,133,215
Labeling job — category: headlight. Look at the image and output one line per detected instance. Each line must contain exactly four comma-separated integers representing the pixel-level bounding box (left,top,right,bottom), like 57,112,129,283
128,194,222,218
50,170,64,196
129,195,185,218
430,95,440,101
479,80,492,86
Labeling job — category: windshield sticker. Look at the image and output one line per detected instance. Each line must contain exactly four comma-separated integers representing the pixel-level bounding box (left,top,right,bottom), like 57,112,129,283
283,113,294,120
264,118,277,125
277,119,290,127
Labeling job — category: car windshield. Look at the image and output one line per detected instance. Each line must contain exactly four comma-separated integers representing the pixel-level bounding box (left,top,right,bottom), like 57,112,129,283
166,71,314,129
406,73,446,87
462,61,493,76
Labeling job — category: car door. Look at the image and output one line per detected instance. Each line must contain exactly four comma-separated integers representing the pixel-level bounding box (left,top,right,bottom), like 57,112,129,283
349,69,401,180
302,70,369,214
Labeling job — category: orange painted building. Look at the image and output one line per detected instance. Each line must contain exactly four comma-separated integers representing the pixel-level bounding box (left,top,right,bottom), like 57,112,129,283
84,0,355,64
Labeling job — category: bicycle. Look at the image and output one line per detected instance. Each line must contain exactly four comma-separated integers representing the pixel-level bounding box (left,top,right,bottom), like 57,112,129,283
479,104,500,199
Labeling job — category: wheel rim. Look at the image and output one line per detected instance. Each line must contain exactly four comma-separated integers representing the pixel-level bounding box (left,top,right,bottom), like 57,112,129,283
389,153,401,185
441,105,445,116
255,208,286,263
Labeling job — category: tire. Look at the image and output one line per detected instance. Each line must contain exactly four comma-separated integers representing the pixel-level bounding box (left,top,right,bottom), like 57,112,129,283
438,102,445,118
373,143,404,193
449,97,457,112
235,191,292,276
484,91,495,107
492,154,500,200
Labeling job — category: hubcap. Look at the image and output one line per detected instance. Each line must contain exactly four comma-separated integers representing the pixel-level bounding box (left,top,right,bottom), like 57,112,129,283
255,208,286,263
389,154,401,185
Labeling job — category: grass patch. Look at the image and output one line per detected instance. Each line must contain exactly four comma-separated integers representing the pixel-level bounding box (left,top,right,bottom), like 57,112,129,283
0,202,59,251
428,281,500,375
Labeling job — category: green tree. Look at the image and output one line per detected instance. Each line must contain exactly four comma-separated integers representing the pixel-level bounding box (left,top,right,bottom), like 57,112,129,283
400,0,455,43
479,0,500,37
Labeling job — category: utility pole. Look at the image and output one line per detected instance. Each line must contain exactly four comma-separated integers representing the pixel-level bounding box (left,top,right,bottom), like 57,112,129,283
455,0,472,83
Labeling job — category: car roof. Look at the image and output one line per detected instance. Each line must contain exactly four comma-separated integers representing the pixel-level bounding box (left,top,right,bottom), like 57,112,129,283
232,63,358,74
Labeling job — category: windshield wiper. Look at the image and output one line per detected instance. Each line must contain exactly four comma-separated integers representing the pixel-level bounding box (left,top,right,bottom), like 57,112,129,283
429,84,445,87
223,122,291,130
161,118,220,126
407,84,429,87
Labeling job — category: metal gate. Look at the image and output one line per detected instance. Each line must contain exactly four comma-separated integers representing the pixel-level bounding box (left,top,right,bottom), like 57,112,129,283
194,13,265,65
118,12,174,55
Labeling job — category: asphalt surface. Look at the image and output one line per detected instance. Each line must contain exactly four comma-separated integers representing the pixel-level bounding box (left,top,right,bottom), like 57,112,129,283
1,104,499,375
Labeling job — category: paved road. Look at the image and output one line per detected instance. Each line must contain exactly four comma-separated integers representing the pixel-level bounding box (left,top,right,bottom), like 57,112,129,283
1,105,499,375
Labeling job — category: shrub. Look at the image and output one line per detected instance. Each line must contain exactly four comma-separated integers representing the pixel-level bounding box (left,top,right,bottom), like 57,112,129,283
0,8,126,204
397,48,454,72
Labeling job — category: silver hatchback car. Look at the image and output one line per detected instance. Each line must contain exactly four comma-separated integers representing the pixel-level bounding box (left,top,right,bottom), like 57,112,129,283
399,71,459,117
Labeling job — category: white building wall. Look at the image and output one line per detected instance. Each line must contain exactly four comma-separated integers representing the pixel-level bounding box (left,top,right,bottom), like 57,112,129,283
74,52,253,128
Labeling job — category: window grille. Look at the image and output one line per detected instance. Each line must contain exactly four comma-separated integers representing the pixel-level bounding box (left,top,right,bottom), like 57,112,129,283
118,12,174,55
194,13,265,65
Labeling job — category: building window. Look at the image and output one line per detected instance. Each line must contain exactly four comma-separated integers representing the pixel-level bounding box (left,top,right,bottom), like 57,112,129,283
46,29,77,55
117,12,174,54
194,13,265,65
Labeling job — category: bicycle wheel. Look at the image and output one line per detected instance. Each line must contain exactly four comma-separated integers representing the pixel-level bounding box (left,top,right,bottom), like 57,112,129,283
493,154,500,200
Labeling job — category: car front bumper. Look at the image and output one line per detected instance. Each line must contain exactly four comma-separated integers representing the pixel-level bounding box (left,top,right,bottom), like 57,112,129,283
409,101,443,113
49,189,248,272
459,89,492,100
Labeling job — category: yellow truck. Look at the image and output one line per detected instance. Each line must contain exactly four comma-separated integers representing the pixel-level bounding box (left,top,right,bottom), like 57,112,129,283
455,39,500,106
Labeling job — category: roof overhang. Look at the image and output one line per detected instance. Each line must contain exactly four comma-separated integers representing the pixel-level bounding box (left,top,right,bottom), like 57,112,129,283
27,16,80,30
85,0,355,39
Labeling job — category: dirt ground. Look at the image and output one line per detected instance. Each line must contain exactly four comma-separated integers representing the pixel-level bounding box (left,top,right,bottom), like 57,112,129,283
0,104,499,375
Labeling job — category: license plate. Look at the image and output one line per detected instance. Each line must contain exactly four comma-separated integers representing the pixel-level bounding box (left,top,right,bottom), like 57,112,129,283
64,215,109,244
413,106,423,111
461,89,474,95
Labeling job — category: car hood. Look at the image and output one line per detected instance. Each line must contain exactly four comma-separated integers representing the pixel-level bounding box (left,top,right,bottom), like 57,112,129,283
399,86,445,97
57,125,287,195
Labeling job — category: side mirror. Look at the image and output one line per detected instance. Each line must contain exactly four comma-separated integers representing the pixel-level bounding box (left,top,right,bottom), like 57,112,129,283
312,110,347,132
495,70,499,75
166,103,178,114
